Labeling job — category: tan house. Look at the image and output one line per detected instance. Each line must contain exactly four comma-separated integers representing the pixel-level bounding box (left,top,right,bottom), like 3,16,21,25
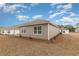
0,19,60,40
19,19,60,40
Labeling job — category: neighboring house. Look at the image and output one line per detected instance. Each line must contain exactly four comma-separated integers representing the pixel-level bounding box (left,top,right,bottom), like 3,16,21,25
75,28,79,32
0,26,20,36
19,19,60,40
0,19,60,40
61,29,69,34
58,26,69,34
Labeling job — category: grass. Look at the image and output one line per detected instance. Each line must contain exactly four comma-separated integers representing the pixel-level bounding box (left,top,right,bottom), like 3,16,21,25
0,33,79,56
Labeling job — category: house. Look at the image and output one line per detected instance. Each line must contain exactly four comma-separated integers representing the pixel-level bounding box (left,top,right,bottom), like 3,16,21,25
0,19,60,40
19,19,60,40
58,25,69,34
61,29,69,34
0,26,20,36
75,28,79,32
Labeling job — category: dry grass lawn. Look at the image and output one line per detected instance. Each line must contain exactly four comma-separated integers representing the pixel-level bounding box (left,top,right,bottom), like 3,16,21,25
0,32,79,56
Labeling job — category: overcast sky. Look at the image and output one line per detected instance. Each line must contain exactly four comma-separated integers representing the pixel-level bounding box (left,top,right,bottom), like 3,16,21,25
0,3,79,26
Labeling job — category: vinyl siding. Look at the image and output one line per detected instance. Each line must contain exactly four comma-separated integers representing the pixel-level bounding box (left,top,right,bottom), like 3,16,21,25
48,24,60,40
20,24,48,40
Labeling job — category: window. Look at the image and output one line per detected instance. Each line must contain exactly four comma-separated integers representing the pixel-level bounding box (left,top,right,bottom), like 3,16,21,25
38,26,42,34
23,29,26,33
21,28,26,33
34,25,42,35
34,26,38,34
8,30,10,33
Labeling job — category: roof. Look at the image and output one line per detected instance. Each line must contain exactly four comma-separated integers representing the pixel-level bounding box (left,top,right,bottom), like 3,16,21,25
0,25,20,30
0,19,59,29
20,19,58,28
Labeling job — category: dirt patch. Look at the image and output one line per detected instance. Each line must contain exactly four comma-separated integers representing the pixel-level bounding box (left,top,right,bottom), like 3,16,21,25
0,33,79,56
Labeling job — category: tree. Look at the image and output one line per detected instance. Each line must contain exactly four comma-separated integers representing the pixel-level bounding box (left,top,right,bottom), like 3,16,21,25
64,25,76,32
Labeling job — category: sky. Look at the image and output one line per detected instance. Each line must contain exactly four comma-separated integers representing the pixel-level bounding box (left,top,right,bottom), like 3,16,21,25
0,3,79,26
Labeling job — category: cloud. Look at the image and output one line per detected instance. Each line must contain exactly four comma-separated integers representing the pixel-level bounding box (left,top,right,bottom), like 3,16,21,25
2,4,17,14
69,12,76,17
50,3,59,9
59,15,79,26
50,3,61,7
59,17,74,26
30,3,39,7
48,10,53,14
50,3,57,6
63,4,72,10
32,15,43,19
49,3,72,19
0,3,27,14
55,11,79,26
55,20,60,24
26,3,39,11
49,3,72,14
60,17,74,23
57,5,63,9
12,4,27,8
57,4,72,11
62,23,71,26
16,15,30,21
49,14,56,19
49,10,67,19
0,3,5,8
49,4,75,26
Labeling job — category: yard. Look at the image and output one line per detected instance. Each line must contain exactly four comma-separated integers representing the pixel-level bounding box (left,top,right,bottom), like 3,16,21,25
0,33,79,56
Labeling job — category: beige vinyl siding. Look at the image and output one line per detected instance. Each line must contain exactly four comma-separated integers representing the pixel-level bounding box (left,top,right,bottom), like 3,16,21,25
20,24,48,40
48,24,60,40
0,30,3,34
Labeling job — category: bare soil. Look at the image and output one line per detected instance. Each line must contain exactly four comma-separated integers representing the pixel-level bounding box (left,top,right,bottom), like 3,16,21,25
0,32,79,56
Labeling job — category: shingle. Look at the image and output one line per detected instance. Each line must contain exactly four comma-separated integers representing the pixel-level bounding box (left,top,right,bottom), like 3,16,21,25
0,19,59,28
20,19,58,27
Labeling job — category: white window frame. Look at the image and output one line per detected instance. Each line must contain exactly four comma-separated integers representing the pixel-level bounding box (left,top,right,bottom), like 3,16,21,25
33,25,42,35
21,27,26,34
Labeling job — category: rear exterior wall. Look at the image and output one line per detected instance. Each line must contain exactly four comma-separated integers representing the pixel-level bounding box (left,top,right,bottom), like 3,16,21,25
20,24,48,40
48,24,60,40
